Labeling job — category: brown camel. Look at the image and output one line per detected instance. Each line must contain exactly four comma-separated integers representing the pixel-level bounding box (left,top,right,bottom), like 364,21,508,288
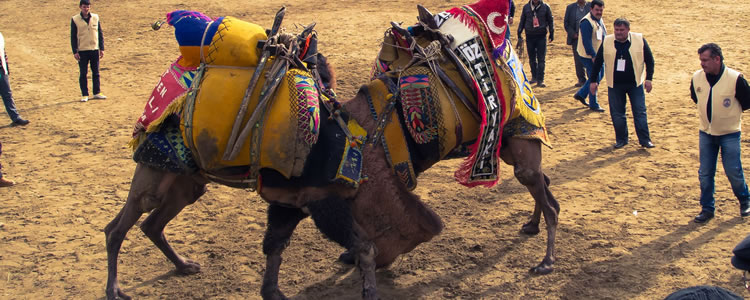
105,12,559,300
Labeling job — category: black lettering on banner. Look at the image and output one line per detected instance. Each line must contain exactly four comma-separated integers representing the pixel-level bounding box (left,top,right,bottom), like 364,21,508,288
454,37,502,179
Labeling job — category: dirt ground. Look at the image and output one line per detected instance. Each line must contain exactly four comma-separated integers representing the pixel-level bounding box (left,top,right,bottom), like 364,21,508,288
1,0,749,299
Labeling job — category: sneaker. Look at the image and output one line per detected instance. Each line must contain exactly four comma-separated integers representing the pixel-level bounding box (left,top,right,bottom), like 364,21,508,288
93,93,107,100
536,82,547,88
81,96,89,102
0,178,15,187
11,119,29,126
529,79,538,84
741,203,750,217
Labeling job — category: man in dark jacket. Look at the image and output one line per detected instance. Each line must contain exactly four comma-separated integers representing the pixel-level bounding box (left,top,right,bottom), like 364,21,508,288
518,0,554,87
564,0,590,87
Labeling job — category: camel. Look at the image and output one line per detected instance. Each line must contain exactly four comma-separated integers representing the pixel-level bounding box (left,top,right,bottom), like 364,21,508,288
104,5,559,300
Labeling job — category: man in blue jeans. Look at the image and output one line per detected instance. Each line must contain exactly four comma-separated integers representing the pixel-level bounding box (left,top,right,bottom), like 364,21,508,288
689,43,750,223
0,32,29,126
573,0,605,112
589,18,654,149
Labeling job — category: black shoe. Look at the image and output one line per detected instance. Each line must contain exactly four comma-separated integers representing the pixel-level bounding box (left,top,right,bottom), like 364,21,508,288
614,141,628,149
590,107,605,112
574,94,588,106
574,81,586,87
529,79,538,84
536,82,547,88
741,203,750,217
11,119,29,126
641,141,655,148
694,211,714,223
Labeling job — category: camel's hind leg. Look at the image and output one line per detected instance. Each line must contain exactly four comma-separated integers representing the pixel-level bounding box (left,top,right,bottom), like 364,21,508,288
104,164,193,300
501,138,559,275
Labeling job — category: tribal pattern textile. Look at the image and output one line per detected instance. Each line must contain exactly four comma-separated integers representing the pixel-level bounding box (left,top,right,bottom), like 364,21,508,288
292,74,321,146
133,116,198,174
399,74,439,144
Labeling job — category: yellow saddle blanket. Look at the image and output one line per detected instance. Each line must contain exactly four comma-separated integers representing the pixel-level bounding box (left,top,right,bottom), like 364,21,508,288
182,65,322,179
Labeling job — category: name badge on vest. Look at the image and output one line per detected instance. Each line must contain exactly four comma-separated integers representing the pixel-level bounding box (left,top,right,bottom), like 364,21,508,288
596,28,603,40
724,98,732,108
616,58,626,72
533,16,540,28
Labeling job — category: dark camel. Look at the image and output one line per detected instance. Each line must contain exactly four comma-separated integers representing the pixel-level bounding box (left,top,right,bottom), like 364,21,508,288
104,28,559,300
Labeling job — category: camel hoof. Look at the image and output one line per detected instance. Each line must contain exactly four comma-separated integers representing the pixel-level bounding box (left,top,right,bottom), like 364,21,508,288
106,287,132,300
261,285,288,300
520,222,540,235
338,250,355,265
177,259,201,275
529,262,554,275
362,287,379,300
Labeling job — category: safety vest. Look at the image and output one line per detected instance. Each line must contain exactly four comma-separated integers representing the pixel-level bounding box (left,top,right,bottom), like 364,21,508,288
72,13,100,52
692,67,743,136
577,13,604,59
0,32,7,75
602,32,645,88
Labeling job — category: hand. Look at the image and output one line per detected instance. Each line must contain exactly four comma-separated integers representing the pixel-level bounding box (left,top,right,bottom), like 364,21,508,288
74,53,80,61
508,17,514,25
574,33,578,39
590,82,599,95
549,36,554,43
644,80,652,93
99,50,104,59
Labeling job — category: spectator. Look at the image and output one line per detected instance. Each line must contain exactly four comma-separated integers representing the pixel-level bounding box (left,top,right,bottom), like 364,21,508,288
0,31,29,126
71,0,106,102
590,18,655,149
517,0,554,88
563,0,590,87
690,43,750,223
573,0,606,112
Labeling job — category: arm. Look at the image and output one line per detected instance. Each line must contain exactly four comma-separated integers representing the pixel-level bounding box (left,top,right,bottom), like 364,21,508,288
98,20,104,51
643,38,654,81
579,20,596,57
546,5,554,41
589,44,604,94
736,74,750,110
71,19,78,54
690,81,698,104
563,5,575,36
517,6,526,36
508,0,515,25
3,53,8,75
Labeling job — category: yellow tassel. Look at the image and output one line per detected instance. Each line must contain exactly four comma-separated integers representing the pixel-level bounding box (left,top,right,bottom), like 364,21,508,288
144,93,188,134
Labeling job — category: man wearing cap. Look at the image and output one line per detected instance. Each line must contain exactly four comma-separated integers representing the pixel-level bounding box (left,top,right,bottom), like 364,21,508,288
690,43,750,223
590,18,655,149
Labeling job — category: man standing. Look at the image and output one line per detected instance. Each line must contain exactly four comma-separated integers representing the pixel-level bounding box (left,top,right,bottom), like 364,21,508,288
517,0,554,88
0,32,29,126
563,0,590,87
573,0,605,112
71,0,106,102
690,43,750,223
590,18,654,149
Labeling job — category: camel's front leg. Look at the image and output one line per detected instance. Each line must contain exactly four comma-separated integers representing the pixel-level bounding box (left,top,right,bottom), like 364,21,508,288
261,204,308,300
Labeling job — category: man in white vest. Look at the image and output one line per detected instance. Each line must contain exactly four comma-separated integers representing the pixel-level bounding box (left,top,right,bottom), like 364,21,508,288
572,0,605,112
0,32,29,126
689,43,750,223
589,18,654,149
71,0,106,102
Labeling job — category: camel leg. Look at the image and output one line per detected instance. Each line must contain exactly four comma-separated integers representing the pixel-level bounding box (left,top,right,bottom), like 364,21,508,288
505,138,559,275
261,204,308,300
306,195,378,300
104,165,175,300
139,176,205,275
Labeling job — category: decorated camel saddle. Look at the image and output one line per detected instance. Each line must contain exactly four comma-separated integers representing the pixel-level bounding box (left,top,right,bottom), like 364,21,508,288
368,0,551,189
130,10,365,188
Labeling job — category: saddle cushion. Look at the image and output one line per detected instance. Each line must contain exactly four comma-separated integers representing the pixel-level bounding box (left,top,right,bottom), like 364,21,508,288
183,66,320,178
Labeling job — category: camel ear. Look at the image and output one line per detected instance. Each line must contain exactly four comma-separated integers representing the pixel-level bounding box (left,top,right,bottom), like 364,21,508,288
417,5,438,29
